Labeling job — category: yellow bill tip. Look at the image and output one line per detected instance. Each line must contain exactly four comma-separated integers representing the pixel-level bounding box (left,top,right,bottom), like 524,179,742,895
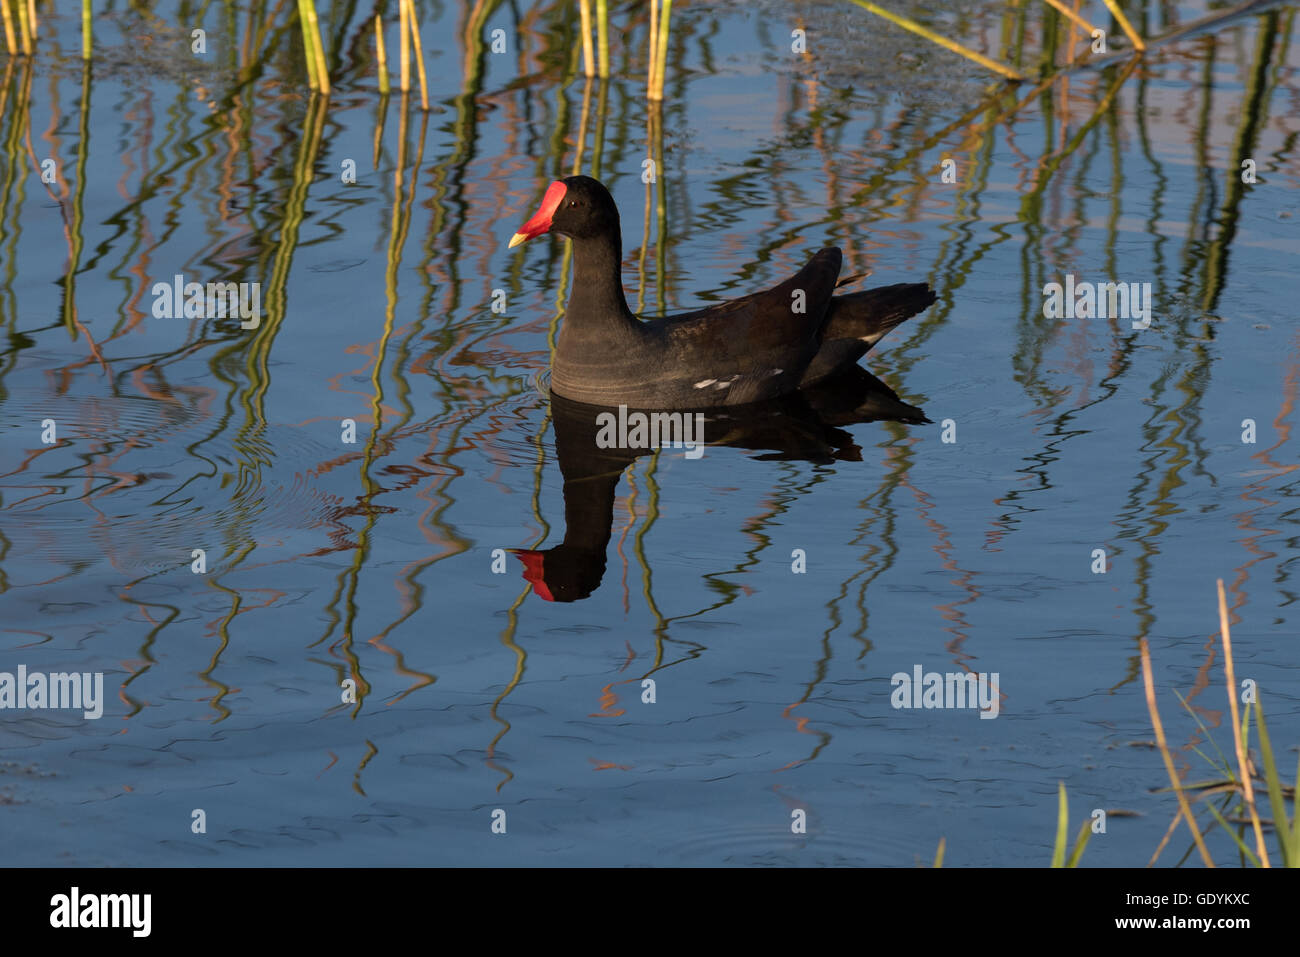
508,232,528,249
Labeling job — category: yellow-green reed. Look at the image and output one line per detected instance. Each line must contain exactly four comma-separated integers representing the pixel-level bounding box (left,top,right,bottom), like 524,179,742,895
374,14,389,94
1145,577,1298,867
1041,0,1099,38
399,0,410,92
1253,689,1300,868
82,0,91,59
1049,782,1092,867
406,0,430,110
373,89,389,168
572,77,593,174
1216,580,1269,864
15,0,31,56
847,0,1024,81
590,76,610,180
2,0,16,55
304,0,330,93
647,0,659,97
295,0,318,89
649,0,672,101
578,0,595,78
1101,0,1146,50
596,0,609,77
1140,636,1217,867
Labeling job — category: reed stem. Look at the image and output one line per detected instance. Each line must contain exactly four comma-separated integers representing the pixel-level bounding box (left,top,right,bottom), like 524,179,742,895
1100,0,1146,51
296,0,318,89
1041,0,1099,37
650,0,672,100
847,0,1024,82
375,15,389,95
399,0,410,92
1139,638,1215,867
2,0,17,57
647,0,659,98
406,0,429,110
1217,580,1270,866
82,0,92,60
578,0,594,78
596,0,609,77
15,0,31,56
304,0,330,94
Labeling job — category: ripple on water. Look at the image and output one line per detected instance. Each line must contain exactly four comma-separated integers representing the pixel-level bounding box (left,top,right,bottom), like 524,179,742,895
646,811,919,866
3,392,354,576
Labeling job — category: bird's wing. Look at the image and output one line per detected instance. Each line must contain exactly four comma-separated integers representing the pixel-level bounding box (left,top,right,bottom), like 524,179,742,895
651,248,843,375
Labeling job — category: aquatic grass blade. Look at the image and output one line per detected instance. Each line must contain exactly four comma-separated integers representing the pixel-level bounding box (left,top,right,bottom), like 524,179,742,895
1217,580,1270,866
1172,687,1235,775
1254,696,1298,867
845,0,1024,82
1065,821,1091,868
1051,781,1068,867
1201,798,1261,867
1140,638,1215,867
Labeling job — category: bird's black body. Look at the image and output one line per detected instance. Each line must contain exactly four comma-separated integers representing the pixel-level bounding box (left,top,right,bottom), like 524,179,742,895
512,175,935,409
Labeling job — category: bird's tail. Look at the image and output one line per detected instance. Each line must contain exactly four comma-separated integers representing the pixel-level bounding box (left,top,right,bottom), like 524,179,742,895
823,282,936,344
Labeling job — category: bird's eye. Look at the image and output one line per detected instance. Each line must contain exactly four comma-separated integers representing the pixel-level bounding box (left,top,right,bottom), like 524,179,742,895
568,200,577,207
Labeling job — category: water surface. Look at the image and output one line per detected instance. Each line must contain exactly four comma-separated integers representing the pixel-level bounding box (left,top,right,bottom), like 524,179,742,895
1,0,1297,866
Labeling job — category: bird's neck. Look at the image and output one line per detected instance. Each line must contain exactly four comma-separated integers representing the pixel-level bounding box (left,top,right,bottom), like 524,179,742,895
565,232,636,331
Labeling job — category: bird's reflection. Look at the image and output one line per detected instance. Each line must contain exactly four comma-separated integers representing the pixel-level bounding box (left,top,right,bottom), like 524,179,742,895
514,367,928,602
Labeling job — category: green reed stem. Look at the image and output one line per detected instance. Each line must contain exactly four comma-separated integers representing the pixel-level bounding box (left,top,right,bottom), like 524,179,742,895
647,0,659,97
649,0,672,101
1,0,16,57
15,0,30,56
596,0,609,77
295,0,318,89
304,0,330,93
407,0,429,110
1100,0,1146,51
846,0,1024,82
578,0,594,78
375,14,389,94
399,0,410,92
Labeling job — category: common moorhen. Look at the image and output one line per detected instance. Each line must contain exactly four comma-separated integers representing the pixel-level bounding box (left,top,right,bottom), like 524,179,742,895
508,175,936,409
